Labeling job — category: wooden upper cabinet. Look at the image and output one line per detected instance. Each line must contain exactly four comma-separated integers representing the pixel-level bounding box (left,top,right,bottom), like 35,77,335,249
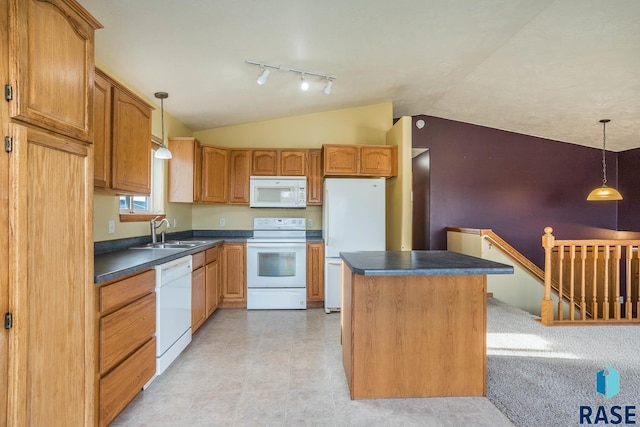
93,69,154,195
360,145,397,177
307,149,323,205
251,150,278,175
168,137,202,202
229,149,251,204
323,145,359,176
202,146,229,203
323,144,397,178
93,70,111,188
280,150,306,176
111,87,152,194
8,0,102,142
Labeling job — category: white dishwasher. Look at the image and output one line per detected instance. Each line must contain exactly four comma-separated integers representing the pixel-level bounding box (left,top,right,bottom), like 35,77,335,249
155,255,192,376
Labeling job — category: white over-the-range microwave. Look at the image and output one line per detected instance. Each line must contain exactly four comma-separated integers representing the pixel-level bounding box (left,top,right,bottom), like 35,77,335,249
249,176,307,208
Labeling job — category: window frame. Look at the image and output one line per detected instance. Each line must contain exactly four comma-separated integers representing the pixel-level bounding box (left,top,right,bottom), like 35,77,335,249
118,136,167,222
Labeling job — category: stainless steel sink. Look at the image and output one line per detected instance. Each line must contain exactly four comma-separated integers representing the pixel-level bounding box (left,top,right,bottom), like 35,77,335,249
129,240,212,250
165,240,211,246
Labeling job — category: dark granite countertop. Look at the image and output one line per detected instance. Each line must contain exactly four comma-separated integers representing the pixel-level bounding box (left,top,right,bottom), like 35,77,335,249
340,250,514,276
94,238,224,284
95,229,322,285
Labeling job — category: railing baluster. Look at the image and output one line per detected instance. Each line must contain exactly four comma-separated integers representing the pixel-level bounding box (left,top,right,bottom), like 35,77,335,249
614,245,621,320
603,245,610,320
581,245,587,321
558,245,564,320
625,245,632,320
569,245,576,320
631,245,640,320
592,245,599,320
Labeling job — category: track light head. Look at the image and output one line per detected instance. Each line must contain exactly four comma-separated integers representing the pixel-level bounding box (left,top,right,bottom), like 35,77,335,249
322,79,333,95
256,67,270,85
300,75,309,91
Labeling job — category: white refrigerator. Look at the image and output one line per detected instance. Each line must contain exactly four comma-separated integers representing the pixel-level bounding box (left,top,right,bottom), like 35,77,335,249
323,178,386,313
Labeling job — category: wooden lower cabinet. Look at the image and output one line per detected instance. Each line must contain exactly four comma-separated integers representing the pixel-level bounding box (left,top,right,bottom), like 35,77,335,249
191,252,207,333
99,338,156,426
306,242,325,307
5,124,95,427
192,246,222,333
205,246,221,316
220,242,247,308
97,269,156,427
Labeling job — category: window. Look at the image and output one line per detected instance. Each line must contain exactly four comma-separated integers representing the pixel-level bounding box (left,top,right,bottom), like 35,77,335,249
119,147,166,220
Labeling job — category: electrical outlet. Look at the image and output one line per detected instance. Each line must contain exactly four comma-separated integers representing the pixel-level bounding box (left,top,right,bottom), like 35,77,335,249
108,220,115,234
219,218,225,227
308,218,313,227
173,218,177,228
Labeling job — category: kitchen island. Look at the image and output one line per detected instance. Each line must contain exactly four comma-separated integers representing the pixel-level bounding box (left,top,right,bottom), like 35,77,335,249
340,250,513,399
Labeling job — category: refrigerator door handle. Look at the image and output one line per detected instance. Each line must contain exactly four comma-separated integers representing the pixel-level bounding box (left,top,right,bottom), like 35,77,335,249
327,260,342,265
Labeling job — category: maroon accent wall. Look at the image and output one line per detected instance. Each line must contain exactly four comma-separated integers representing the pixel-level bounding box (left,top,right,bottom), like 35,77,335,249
412,116,621,268
618,148,640,231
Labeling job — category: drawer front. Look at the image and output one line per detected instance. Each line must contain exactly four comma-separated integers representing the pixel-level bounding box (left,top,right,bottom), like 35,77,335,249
99,337,156,427
205,246,219,264
192,251,206,269
100,292,156,374
99,269,155,314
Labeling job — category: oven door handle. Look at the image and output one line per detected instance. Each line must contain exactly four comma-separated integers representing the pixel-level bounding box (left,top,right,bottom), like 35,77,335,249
247,243,306,249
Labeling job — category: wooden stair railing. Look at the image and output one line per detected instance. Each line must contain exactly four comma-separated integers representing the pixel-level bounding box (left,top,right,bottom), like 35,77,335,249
448,227,579,312
541,227,640,325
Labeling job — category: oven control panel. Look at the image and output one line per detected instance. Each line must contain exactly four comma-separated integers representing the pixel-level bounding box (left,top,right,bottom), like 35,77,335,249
254,217,306,230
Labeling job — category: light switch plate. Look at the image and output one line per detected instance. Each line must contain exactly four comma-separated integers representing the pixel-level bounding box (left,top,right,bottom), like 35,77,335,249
108,220,115,234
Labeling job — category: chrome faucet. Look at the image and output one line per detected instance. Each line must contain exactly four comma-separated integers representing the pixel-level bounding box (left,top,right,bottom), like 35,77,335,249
150,216,171,243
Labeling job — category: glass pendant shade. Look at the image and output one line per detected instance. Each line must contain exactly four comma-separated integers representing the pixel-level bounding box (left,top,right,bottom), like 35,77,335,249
587,185,623,201
155,145,172,159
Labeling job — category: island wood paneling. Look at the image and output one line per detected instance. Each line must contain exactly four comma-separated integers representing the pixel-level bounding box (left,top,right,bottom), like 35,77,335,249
342,267,486,399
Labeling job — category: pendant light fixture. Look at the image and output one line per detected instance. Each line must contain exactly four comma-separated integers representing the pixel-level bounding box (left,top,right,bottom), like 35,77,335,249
586,119,622,201
154,91,172,159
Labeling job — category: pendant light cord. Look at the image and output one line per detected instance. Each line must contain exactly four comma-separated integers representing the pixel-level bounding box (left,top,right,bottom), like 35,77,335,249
161,97,165,146
601,120,607,186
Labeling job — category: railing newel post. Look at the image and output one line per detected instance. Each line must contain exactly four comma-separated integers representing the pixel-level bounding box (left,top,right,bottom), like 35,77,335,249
541,227,555,325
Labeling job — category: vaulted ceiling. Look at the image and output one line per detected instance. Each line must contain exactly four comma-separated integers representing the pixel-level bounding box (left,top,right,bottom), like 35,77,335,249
79,0,640,151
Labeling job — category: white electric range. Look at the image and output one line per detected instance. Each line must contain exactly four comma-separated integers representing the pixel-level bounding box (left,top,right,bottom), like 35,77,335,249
246,218,307,309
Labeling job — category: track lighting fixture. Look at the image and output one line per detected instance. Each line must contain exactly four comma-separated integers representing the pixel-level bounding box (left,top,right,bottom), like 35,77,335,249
246,60,336,94
322,79,333,95
256,67,270,85
300,74,309,91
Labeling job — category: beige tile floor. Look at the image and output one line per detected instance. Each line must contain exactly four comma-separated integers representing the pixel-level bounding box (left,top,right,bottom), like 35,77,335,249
111,308,513,426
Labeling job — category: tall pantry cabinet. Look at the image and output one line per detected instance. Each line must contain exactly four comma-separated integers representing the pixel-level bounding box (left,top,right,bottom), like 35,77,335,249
1,1,102,426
